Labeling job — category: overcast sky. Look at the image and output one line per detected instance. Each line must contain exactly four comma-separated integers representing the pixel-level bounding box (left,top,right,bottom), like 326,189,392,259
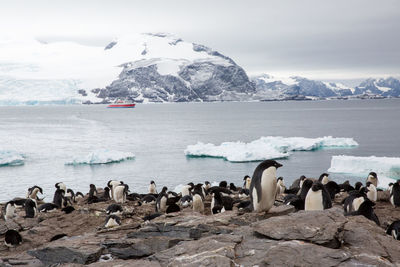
1,0,399,82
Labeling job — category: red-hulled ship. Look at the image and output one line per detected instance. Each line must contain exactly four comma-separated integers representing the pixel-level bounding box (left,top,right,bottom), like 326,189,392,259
107,99,136,108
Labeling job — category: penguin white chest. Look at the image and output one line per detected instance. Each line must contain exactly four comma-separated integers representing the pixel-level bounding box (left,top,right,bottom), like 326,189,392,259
149,184,156,194
181,186,190,197
367,186,377,202
305,190,324,210
352,197,365,211
192,194,204,212
253,167,277,212
321,176,329,185
5,205,15,220
105,218,119,228
159,196,167,212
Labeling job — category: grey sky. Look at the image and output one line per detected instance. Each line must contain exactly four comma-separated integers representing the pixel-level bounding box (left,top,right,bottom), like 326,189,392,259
1,0,399,81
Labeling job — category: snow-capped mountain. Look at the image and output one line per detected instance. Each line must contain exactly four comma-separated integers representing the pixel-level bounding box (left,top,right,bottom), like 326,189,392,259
251,75,400,100
0,33,255,104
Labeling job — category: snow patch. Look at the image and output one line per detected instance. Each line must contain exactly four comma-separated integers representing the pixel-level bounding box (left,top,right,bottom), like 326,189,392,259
65,149,135,165
185,136,358,162
0,150,25,166
328,155,400,187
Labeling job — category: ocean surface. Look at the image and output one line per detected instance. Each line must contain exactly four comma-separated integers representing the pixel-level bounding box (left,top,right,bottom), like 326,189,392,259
0,99,399,202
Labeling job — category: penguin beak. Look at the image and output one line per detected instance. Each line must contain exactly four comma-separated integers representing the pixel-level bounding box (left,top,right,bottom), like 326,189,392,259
276,163,283,168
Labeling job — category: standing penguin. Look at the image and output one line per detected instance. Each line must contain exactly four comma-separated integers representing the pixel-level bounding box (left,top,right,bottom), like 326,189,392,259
390,180,400,208
366,182,377,202
114,184,129,203
275,177,286,198
243,175,251,190
4,201,16,221
192,184,205,213
55,182,67,193
106,204,123,215
318,173,330,185
156,186,168,212
4,230,22,247
149,181,157,194
203,181,211,191
250,160,282,212
53,189,65,208
305,181,332,211
27,186,43,200
24,199,37,218
366,172,378,187
107,180,123,201
65,189,76,203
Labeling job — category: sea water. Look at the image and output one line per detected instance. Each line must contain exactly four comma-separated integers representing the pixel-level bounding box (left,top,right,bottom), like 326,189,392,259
0,99,399,202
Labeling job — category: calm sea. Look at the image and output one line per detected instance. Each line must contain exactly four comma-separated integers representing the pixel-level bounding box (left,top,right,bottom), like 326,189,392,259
0,99,399,202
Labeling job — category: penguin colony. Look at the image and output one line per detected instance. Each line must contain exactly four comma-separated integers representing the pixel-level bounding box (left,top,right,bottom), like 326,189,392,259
1,162,400,247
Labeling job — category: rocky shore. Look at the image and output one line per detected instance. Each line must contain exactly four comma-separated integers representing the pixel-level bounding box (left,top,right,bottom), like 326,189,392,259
0,188,399,266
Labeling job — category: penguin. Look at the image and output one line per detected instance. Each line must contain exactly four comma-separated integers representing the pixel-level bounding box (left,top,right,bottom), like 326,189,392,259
236,200,251,210
61,206,75,214
203,181,211,191
149,180,157,194
354,182,363,191
342,188,368,213
38,203,59,213
166,203,180,214
102,187,111,200
87,184,99,204
284,179,313,210
238,188,249,199
298,175,307,189
250,160,282,212
55,182,67,193
318,173,330,185
156,186,168,212
127,192,141,201
192,185,204,213
211,190,233,212
324,181,341,200
12,198,27,208
388,183,394,194
4,230,22,247
24,199,37,218
386,220,400,240
107,180,123,200
366,182,377,202
53,189,65,208
27,186,43,200
75,192,84,200
143,213,162,221
289,175,306,190
106,204,123,215
104,215,121,228
305,181,332,211
219,181,228,188
345,198,380,225
212,205,223,214
65,189,76,203
275,177,286,198
229,183,237,192
180,195,193,207
4,201,16,221
141,194,157,205
243,175,251,190
366,172,378,187
181,183,193,197
339,180,355,192
114,184,129,203
167,191,181,206
390,180,400,208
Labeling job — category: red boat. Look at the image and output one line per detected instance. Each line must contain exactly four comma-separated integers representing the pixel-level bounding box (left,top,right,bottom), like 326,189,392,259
107,100,136,108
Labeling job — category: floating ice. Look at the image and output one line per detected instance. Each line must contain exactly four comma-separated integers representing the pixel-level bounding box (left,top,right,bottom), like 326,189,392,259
184,136,358,162
65,149,135,165
328,155,400,187
0,150,25,166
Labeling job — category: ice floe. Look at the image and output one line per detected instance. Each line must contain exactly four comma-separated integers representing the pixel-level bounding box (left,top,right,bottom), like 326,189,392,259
184,136,358,162
65,149,135,165
0,150,25,167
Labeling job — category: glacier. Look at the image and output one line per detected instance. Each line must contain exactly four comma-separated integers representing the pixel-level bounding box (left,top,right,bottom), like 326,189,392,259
0,150,25,167
184,136,358,162
328,155,400,187
65,149,135,165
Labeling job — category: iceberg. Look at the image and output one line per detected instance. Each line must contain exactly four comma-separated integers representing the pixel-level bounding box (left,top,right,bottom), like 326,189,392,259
184,136,358,162
328,155,400,178
0,150,25,167
65,150,135,165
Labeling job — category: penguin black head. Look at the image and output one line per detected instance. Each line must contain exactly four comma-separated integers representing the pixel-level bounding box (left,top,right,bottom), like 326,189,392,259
389,182,394,187
368,172,377,179
318,173,329,181
311,181,324,192
67,189,75,195
300,175,307,181
355,182,363,191
257,160,283,170
243,175,250,181
277,177,283,182
161,186,168,193
219,181,227,188
6,201,15,207
366,182,373,187
205,181,210,185
150,180,155,185
229,183,237,191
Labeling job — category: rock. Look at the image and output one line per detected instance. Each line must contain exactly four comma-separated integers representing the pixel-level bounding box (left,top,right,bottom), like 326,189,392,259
149,234,242,266
87,259,162,267
253,207,346,248
27,234,103,265
262,240,351,266
102,236,181,259
343,215,400,265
